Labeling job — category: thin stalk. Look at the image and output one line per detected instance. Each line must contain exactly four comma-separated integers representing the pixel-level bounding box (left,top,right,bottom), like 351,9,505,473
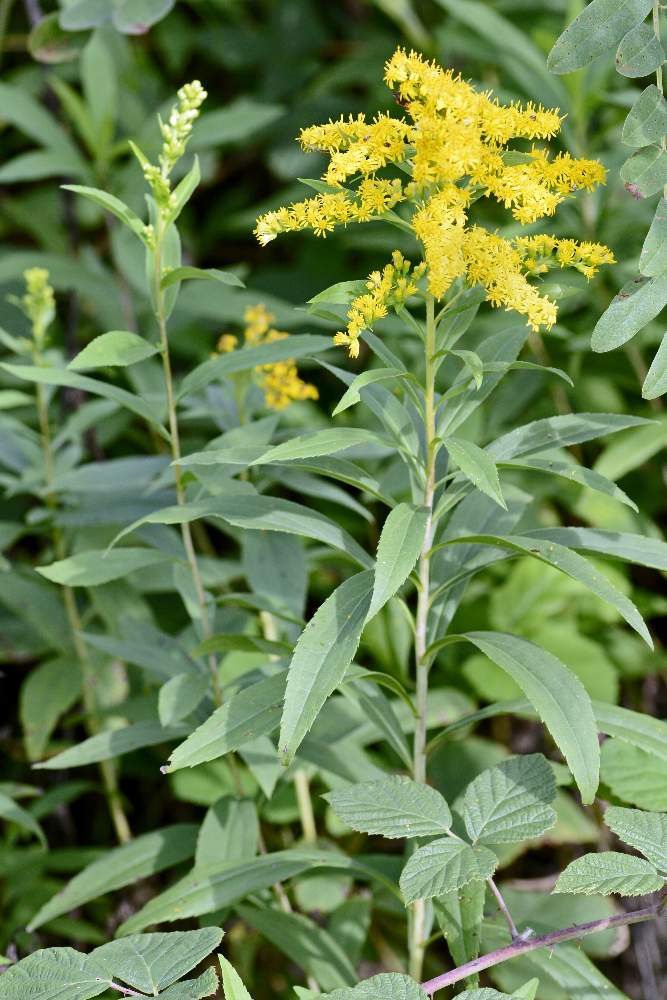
34,379,131,844
409,293,438,981
487,878,519,940
294,770,317,845
153,214,221,703
421,896,667,995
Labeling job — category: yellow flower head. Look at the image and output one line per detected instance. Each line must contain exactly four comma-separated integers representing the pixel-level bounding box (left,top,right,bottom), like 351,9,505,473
256,47,613,353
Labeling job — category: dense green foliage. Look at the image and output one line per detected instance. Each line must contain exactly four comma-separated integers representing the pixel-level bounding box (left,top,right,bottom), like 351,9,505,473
1,3,667,1000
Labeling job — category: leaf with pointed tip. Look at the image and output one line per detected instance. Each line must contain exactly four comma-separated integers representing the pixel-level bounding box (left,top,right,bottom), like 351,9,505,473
487,413,650,460
462,754,557,844
68,331,160,370
554,852,663,895
332,369,405,415
325,775,451,839
35,721,187,770
161,266,244,289
368,503,427,621
37,548,174,586
623,86,667,146
219,955,254,1000
605,806,667,872
500,457,638,511
158,968,219,1000
0,948,110,1000
249,428,381,466
400,840,497,903
92,929,223,994
444,437,506,509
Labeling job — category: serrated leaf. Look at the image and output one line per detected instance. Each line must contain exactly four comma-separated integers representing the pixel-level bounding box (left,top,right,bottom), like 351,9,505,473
323,972,429,1000
167,672,286,771
554,851,663,895
37,548,173,586
623,86,667,146
462,754,557,845
279,571,374,764
643,333,667,398
219,955,254,1000
547,0,653,74
35,721,186,769
487,412,649,459
0,948,109,1000
92,929,223,994
445,437,506,509
639,197,667,273
615,21,664,76
249,428,380,466
368,503,427,620
332,368,405,416
161,266,244,290
400,840,497,903
604,806,667,872
68,332,159,370
433,880,486,969
27,824,198,930
159,968,219,1000
324,775,451,839
501,457,638,511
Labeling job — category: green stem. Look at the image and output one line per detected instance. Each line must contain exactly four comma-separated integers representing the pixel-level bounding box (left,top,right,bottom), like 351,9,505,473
34,379,131,845
409,293,438,980
294,770,317,844
153,214,221,704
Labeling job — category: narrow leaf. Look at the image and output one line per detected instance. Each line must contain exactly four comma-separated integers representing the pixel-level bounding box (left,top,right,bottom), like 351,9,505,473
161,266,244,290
249,428,381,466
37,548,174,586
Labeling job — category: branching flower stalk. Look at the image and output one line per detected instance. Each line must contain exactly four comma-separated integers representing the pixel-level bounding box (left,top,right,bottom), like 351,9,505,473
19,268,131,845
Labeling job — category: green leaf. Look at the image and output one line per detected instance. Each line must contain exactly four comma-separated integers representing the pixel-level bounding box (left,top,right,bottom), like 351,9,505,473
625,148,667,201
462,754,557,845
594,273,667,352
35,721,186,770
279,571,374,764
159,673,210,726
433,881,486,969
0,948,110,1000
167,672,285,771
28,12,87,63
595,701,667,762
320,973,429,1000
63,185,147,241
159,968,219,1000
0,82,78,150
307,280,368,307
68,331,160,370
219,955,254,1000
643,333,667,398
332,369,405,416
196,796,258,867
0,791,46,847
615,21,664,76
554,852,663,895
0,149,88,184
20,655,82,760
639,197,667,273
605,806,667,872
368,503,427,620
501,457,637,511
400,840,497,903
37,548,174,586
112,0,175,33
525,526,667,571
622,86,667,146
28,825,198,931
161,266,244,290
444,437,506,509
600,737,667,809
249,428,381,466
488,412,649,459
93,929,223,994
462,632,599,804
547,0,653,73
343,679,412,768
324,775,452,839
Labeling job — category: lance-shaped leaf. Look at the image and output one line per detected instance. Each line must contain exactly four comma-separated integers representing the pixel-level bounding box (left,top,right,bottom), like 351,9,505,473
332,368,405,415
623,87,667,147
500,457,638,511
28,824,198,930
37,547,174,587
279,571,374,763
524,527,667,571
400,840,497,903
444,437,506,509
604,806,667,872
461,754,557,845
161,266,244,289
249,428,382,466
487,412,649,460
35,721,187,769
324,775,452,839
219,955,254,1000
547,0,654,74
554,852,663,896
159,968,219,1000
643,334,667,399
68,331,160,370
640,198,667,275
92,929,223,994
62,184,147,240
433,881,486,970
367,503,428,621
0,791,46,846
0,948,110,1000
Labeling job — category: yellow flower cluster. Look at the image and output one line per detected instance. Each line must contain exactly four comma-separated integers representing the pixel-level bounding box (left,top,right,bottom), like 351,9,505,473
334,252,426,358
141,80,207,212
216,305,319,410
256,47,614,342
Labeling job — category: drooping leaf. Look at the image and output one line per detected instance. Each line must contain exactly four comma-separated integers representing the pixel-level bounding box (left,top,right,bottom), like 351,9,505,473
643,333,667,398
249,428,381,466
554,852,663,895
500,457,638,511
20,656,82,760
524,526,667,571
623,86,667,146
368,503,427,621
0,791,46,847
461,754,557,845
0,947,110,1000
68,332,160,370
62,185,147,240
488,413,650,460
604,806,667,872
547,0,654,73
400,840,497,903
35,721,187,770
621,147,667,198
332,369,405,415
445,437,506,509
160,266,244,290
615,21,664,76
92,929,223,994
324,775,452,839
37,548,174,586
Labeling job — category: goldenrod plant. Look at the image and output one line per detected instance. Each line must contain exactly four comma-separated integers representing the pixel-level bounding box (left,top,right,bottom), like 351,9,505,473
1,11,667,1000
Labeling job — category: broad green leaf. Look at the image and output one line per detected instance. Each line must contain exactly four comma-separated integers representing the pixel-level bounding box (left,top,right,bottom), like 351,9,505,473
434,533,651,646
332,369,404,416
35,721,186,770
547,0,654,73
219,955,254,1000
37,548,174,586
615,21,664,76
196,796,258,867
279,571,374,764
622,146,667,198
28,825,198,930
639,197,667,274
605,806,667,872
525,526,667,571
488,412,649,460
237,904,357,991
593,274,667,351
249,428,381,466
368,503,427,620
554,851,663,895
167,672,285,771
501,457,637,511
159,968,219,1000
159,673,210,726
321,973,429,1000
0,948,109,1000
324,775,452,839
63,185,146,240
400,840,497,903
68,332,159,370
433,880,486,969
20,655,82,760
92,929,223,994
643,333,667,398
462,754,557,845
600,737,667,809
623,86,667,146
461,633,599,803
445,437,506,509
161,266,244,290
0,791,46,847
28,13,87,63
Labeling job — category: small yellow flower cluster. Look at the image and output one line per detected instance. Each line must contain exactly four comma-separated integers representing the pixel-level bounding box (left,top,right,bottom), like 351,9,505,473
514,235,616,280
216,305,319,410
141,80,207,212
300,114,412,184
335,252,426,358
21,268,55,343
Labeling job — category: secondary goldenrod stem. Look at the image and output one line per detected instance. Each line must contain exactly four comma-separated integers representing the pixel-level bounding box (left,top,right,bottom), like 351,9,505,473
409,293,437,980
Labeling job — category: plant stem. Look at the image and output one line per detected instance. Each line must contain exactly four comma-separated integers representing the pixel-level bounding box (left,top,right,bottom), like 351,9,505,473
34,379,131,844
153,214,221,703
294,769,317,844
487,878,519,940
420,897,667,994
409,293,438,981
